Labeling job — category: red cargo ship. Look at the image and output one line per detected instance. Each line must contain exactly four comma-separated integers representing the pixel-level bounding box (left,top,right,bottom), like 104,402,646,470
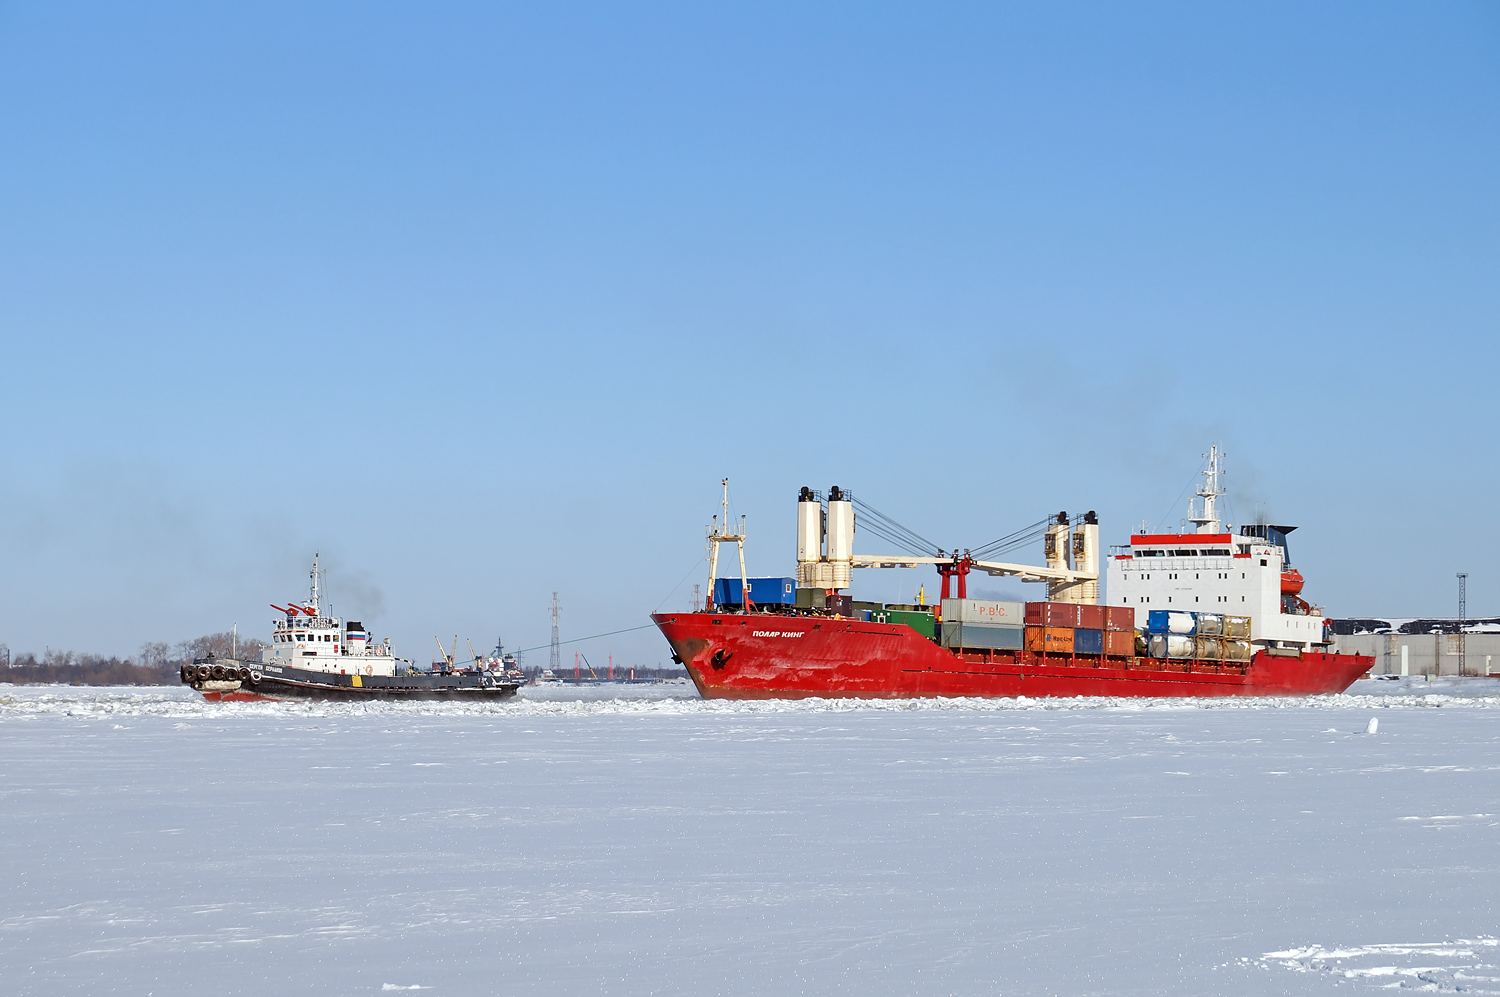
655,456,1371,700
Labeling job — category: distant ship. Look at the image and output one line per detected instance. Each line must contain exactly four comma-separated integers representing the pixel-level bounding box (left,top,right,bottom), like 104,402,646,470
181,556,523,702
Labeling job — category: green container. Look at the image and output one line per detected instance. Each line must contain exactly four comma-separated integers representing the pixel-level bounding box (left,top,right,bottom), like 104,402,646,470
882,609,936,640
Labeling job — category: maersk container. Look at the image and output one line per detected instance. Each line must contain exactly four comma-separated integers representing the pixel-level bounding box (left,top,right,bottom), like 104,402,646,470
1146,610,1196,635
940,622,1023,650
1074,627,1104,655
942,598,1024,625
713,577,796,606
1148,634,1195,658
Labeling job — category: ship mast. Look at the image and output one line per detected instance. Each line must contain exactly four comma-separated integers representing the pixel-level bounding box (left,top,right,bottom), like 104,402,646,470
307,552,322,615
1187,446,1226,534
705,478,749,613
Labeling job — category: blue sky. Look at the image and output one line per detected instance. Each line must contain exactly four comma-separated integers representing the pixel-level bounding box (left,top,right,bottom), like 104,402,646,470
2,2,1497,664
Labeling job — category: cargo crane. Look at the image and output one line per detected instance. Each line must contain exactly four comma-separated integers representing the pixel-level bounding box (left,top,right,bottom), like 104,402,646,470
794,487,1100,605
433,635,458,672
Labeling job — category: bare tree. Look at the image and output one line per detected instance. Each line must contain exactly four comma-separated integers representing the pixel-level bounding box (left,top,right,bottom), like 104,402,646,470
138,642,171,669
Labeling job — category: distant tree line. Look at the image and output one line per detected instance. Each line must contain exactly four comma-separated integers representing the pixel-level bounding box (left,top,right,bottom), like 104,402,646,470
518,663,687,681
0,632,269,686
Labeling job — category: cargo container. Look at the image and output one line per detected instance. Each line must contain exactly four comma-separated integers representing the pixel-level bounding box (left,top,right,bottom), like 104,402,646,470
1077,604,1105,630
794,587,826,610
941,622,1024,650
1194,636,1224,660
885,609,936,640
941,598,1024,625
1104,606,1134,631
1146,610,1197,635
1025,626,1075,653
714,577,796,607
1224,639,1253,661
1224,615,1252,639
1074,627,1104,654
1196,613,1224,637
1104,629,1135,655
1149,634,1195,658
1025,602,1082,627
826,594,854,617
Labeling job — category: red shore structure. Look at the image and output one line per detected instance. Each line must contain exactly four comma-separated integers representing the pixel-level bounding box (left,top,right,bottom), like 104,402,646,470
652,612,1372,700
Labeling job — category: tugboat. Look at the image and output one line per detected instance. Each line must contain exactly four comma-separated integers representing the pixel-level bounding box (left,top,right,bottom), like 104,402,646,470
181,556,524,702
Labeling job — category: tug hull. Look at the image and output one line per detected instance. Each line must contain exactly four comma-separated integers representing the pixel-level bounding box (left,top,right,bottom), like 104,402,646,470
185,660,522,703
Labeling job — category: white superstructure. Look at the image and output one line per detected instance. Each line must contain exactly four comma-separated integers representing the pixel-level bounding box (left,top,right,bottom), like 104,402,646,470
261,554,403,677
1107,447,1329,648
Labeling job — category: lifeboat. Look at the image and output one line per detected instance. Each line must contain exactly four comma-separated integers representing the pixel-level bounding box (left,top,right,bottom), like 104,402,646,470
1281,568,1304,596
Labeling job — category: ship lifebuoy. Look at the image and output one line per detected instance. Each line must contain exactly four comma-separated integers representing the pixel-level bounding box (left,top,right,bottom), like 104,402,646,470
364,664,373,676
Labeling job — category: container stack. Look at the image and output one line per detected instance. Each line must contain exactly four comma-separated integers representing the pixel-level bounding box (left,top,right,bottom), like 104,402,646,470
1011,602,1137,656
1144,610,1252,660
939,599,1024,650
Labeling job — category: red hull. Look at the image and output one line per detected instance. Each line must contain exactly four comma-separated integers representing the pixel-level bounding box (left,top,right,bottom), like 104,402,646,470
653,613,1372,700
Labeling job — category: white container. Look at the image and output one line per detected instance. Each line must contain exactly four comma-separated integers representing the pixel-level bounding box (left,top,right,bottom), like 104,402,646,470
1164,611,1197,635
1196,613,1224,636
1149,634,1195,658
1224,639,1253,661
1224,615,1252,639
941,598,1025,625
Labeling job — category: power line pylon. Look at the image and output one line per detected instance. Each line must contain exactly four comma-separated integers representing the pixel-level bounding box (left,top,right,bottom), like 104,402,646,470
549,592,561,673
1457,573,1468,676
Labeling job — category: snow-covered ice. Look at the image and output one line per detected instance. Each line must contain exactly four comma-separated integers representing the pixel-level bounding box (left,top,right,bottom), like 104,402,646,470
2,678,1497,995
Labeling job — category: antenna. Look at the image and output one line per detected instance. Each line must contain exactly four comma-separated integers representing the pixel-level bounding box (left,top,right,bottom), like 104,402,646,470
308,553,322,613
549,592,562,673
1187,446,1226,534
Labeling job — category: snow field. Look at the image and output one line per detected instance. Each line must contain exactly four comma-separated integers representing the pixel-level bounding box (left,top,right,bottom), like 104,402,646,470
1,681,1497,995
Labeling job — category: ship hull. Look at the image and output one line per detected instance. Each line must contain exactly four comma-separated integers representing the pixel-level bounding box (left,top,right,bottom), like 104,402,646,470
185,659,522,703
652,613,1371,700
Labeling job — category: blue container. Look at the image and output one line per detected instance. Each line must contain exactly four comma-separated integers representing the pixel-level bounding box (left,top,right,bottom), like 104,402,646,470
1146,610,1197,635
1074,627,1104,654
713,576,797,607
